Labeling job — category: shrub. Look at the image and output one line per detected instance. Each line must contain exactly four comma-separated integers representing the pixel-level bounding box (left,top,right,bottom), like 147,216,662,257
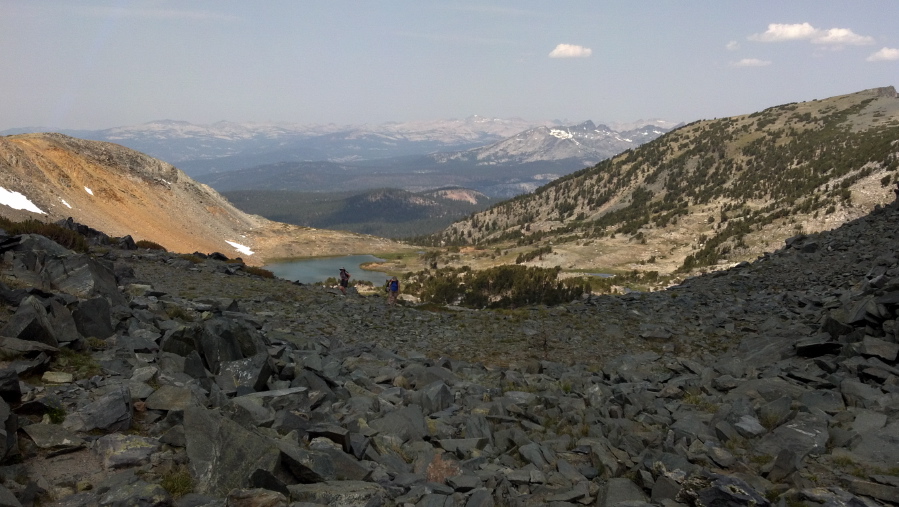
135,240,167,251
0,218,88,252
243,266,274,279
46,405,66,424
178,254,205,264
165,306,195,322
159,463,193,498
53,348,102,379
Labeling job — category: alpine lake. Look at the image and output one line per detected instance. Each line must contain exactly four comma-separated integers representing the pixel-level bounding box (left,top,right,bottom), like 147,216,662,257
264,254,389,285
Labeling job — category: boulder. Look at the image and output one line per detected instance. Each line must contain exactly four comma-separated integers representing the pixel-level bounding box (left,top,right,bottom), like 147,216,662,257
72,297,115,340
0,295,59,347
216,353,274,395
94,434,160,469
63,385,132,432
369,405,427,443
0,399,18,462
184,406,281,496
0,368,22,403
860,336,899,362
42,254,125,305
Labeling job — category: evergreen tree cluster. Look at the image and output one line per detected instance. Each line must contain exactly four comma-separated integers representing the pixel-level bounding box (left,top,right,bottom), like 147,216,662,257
409,265,587,309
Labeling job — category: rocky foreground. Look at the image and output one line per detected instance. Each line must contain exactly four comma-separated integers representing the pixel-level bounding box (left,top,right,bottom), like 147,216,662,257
0,206,899,506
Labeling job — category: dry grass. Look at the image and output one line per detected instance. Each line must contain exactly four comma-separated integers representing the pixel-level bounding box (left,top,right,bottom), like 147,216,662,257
135,240,167,251
426,453,462,484
158,463,193,498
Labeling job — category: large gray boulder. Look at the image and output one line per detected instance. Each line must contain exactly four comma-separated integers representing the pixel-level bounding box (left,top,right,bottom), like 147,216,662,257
63,385,132,432
41,254,125,305
0,295,60,347
369,405,427,443
0,399,18,462
844,421,899,468
72,297,115,340
198,317,266,374
184,405,281,496
754,410,829,461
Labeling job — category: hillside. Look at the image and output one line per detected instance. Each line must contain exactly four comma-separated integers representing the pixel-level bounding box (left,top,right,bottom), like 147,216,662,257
425,87,899,279
0,133,411,263
224,187,493,238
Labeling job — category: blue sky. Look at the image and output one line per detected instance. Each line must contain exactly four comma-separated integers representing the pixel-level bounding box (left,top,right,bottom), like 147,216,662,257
2,1,897,130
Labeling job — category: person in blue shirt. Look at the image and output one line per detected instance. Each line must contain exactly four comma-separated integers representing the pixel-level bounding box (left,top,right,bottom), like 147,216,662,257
387,276,399,306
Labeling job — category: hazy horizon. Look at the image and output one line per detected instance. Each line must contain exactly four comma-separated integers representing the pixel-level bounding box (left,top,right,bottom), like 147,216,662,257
2,1,897,131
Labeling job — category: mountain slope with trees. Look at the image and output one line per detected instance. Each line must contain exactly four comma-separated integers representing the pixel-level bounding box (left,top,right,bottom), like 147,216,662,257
224,187,493,238
422,87,899,280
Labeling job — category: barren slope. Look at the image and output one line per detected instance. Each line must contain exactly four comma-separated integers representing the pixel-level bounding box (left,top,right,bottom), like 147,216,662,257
0,133,411,263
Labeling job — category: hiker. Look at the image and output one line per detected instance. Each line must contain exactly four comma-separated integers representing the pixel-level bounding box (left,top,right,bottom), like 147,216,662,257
338,267,350,295
387,276,399,306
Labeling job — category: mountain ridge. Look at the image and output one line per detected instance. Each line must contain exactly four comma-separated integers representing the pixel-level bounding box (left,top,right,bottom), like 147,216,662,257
421,86,899,281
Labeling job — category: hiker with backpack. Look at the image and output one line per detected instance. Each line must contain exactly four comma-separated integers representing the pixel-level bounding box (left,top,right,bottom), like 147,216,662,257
387,276,399,306
338,268,350,295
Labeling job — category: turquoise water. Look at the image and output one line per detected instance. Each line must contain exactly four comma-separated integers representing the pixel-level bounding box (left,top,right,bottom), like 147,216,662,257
265,255,388,285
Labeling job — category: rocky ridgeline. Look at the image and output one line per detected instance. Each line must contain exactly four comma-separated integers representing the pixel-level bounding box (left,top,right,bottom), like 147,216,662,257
0,206,898,506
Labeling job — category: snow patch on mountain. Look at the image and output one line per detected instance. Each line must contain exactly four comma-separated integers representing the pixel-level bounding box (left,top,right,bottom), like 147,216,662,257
430,120,673,167
0,186,45,214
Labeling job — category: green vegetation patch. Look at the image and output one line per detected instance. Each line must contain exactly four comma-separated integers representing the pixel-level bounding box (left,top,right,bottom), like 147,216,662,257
0,217,88,252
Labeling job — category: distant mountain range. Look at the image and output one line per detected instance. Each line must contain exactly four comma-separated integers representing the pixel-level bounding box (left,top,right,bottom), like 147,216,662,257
430,120,672,166
192,119,677,198
1,117,677,179
2,116,677,237
1,117,559,174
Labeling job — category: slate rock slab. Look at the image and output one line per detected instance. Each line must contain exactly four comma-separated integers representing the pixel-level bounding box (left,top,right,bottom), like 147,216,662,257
184,405,281,496
94,434,160,469
62,386,132,433
754,410,829,461
287,480,388,506
846,421,899,468
144,384,200,411
1,295,60,347
21,423,84,454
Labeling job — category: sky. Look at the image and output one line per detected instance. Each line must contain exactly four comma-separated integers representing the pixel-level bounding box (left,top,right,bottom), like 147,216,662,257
2,1,897,131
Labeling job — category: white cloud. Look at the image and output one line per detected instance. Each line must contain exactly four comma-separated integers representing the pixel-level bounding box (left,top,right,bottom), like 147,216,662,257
0,187,45,214
749,23,874,46
549,44,592,58
732,58,772,67
726,40,740,51
812,28,875,46
749,23,817,42
866,47,899,62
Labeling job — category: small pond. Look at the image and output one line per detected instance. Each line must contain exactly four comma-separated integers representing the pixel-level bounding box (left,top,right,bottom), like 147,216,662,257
264,255,388,285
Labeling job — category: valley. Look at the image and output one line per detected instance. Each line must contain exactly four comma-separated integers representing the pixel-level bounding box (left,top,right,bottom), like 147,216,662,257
1,86,899,506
